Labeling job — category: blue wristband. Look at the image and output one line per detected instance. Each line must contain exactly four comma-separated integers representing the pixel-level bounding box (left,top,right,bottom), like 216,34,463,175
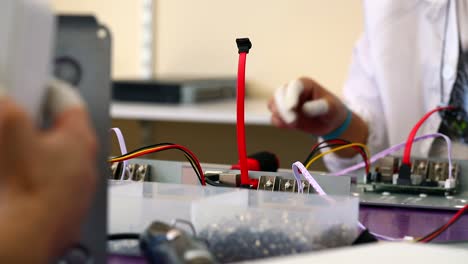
321,109,352,140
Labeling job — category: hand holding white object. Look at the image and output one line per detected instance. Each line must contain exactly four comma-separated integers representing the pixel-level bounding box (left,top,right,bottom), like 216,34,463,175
268,77,349,136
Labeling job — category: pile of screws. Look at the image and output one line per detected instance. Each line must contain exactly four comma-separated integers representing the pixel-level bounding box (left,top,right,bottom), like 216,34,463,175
198,211,356,263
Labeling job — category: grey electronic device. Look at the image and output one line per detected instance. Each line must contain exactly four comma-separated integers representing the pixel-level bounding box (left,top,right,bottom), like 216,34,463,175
121,158,468,211
113,78,237,104
53,15,111,263
118,159,351,196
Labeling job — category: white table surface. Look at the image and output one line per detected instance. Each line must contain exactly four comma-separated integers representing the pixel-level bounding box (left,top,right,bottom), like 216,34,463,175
110,98,272,125
253,242,468,264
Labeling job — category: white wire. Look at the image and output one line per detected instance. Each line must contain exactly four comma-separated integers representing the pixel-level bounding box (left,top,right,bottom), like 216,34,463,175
357,222,402,241
110,127,129,180
292,161,401,241
292,133,454,241
330,133,453,179
292,161,326,195
296,133,454,240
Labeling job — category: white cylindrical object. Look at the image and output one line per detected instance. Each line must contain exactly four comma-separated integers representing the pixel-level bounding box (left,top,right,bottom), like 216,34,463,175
302,98,329,117
45,78,84,116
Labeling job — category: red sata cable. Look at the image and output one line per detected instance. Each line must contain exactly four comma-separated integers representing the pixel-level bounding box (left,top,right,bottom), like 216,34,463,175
402,106,454,165
235,38,257,188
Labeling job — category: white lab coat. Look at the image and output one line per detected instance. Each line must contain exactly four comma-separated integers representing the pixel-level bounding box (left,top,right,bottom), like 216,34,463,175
324,0,468,171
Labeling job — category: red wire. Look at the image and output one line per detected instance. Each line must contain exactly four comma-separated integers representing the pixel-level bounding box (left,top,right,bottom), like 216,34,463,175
402,106,454,165
320,140,369,171
421,204,468,242
312,139,370,174
112,145,206,185
237,52,251,186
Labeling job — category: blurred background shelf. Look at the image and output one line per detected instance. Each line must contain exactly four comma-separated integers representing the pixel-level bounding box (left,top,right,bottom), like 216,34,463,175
111,98,270,124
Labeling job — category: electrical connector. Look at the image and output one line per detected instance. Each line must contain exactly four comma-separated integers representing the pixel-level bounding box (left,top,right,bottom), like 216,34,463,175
219,173,241,187
236,38,252,53
204,171,242,187
397,164,412,185
444,178,456,189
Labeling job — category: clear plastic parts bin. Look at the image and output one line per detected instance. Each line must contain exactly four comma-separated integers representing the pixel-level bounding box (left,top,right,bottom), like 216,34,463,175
108,181,237,234
192,189,359,263
109,182,359,262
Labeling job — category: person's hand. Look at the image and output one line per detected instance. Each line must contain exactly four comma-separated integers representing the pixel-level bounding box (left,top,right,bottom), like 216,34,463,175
268,77,349,135
268,77,369,157
0,97,97,262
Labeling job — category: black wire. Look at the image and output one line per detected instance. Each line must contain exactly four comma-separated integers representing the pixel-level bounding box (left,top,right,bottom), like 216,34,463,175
418,209,467,242
304,143,352,164
303,139,370,175
111,143,205,185
108,233,140,240
185,154,204,185
304,141,367,165
204,173,232,187
112,143,185,160
205,177,230,187
115,142,177,156
304,138,353,163
316,144,367,157
418,225,445,242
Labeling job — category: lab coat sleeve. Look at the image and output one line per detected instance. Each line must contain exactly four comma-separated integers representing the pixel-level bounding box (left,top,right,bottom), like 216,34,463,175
322,31,389,172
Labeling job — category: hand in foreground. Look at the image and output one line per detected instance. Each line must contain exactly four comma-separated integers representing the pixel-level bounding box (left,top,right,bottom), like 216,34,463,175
0,95,97,263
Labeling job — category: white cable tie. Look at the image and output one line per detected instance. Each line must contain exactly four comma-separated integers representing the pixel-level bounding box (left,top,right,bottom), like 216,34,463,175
302,98,329,117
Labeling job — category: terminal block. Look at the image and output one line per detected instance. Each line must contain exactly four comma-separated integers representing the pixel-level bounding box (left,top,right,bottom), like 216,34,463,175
110,163,151,181
257,175,278,191
365,156,460,195
258,176,314,194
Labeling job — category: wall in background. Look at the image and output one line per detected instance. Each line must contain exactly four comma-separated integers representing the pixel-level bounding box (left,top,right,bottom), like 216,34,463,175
51,0,362,169
52,0,363,97
51,0,144,78
154,0,363,97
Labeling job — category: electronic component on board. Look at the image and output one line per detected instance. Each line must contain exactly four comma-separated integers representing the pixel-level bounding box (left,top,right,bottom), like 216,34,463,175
377,156,399,183
364,156,460,195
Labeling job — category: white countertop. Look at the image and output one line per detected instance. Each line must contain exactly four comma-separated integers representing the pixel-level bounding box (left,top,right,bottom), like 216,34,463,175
254,243,468,264
110,98,272,125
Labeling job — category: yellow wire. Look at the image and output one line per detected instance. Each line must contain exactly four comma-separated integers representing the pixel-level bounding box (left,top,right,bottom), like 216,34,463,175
109,146,173,163
109,147,202,174
109,147,199,170
305,143,370,170
109,147,204,183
